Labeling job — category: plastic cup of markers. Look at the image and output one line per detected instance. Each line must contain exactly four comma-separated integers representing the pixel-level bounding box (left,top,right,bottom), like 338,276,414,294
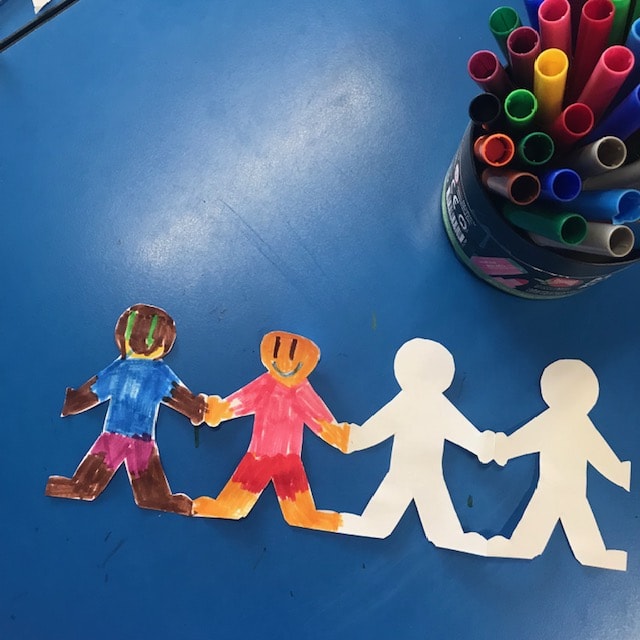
441,123,640,299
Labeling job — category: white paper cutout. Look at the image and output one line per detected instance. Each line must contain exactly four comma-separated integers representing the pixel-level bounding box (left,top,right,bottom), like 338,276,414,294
487,359,631,571
339,339,495,556
33,0,52,13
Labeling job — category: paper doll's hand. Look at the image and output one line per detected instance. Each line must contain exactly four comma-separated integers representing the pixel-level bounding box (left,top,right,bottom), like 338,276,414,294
205,396,233,427
318,420,351,452
620,460,631,492
477,430,495,465
493,432,509,467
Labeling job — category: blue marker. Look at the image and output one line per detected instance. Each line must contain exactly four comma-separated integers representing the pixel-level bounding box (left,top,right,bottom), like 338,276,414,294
571,189,640,224
539,168,582,202
588,85,640,142
523,0,544,31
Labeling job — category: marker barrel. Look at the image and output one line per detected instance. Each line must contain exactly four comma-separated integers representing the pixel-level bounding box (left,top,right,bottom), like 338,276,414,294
534,48,569,123
539,0,572,55
569,136,627,176
504,88,538,129
549,103,595,150
474,133,516,166
517,131,556,166
567,0,615,102
582,158,640,189
577,45,635,121
529,222,635,257
617,19,640,100
588,85,640,141
489,7,523,58
468,50,514,97
482,167,541,204
608,0,631,45
507,26,541,88
468,93,504,130
539,168,583,201
570,188,640,223
504,203,588,244
524,0,545,30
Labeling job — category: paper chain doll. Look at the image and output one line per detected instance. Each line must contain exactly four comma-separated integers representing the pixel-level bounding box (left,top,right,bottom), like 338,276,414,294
486,359,631,571
45,304,207,515
46,312,631,570
192,331,350,531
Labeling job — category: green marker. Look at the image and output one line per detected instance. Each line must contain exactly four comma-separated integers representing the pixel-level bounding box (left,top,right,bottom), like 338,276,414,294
489,6,522,58
609,0,631,45
504,89,538,131
517,131,555,167
503,203,587,245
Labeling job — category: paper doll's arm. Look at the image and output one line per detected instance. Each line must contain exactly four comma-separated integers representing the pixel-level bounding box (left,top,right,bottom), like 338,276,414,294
443,403,494,463
585,421,631,491
61,376,100,416
348,399,401,453
163,382,208,425
494,416,545,466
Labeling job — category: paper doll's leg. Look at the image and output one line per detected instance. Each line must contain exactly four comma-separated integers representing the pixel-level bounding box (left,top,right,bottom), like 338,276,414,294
415,481,487,556
560,499,627,571
192,453,268,519
339,473,413,538
45,451,116,500
272,456,341,532
127,445,192,516
488,490,558,559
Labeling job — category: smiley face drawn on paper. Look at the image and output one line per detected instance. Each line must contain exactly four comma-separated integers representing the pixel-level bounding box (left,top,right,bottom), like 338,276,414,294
260,331,320,387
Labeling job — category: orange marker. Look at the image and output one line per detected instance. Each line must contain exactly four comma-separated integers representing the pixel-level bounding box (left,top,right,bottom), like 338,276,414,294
473,133,516,167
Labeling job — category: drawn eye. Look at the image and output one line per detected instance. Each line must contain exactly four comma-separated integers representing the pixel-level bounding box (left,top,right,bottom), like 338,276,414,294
273,335,281,358
289,338,298,360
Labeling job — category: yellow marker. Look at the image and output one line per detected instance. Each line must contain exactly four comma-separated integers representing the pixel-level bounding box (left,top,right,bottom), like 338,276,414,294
533,48,569,124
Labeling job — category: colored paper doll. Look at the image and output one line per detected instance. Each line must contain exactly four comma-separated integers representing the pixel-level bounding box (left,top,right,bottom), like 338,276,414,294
487,359,631,571
193,331,350,531
338,338,494,556
45,304,207,515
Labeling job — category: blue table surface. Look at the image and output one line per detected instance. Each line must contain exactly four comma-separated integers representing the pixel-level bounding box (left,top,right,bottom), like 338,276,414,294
2,1,639,638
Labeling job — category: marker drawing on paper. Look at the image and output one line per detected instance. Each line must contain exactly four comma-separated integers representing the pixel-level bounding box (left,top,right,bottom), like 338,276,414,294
487,360,631,571
193,331,350,531
339,338,495,556
45,304,207,515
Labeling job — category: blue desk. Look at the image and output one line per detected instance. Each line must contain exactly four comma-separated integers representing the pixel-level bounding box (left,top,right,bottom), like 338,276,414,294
1,1,638,638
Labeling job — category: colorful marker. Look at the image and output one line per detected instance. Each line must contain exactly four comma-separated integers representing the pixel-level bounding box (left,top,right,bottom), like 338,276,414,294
517,131,556,166
504,88,538,129
468,50,514,97
549,103,595,150
567,0,616,103
507,26,541,88
468,93,504,130
570,188,640,223
529,221,635,257
504,203,587,244
534,47,569,123
474,133,516,166
607,0,631,45
577,45,635,121
539,0,573,56
524,0,545,30
482,168,541,204
588,85,640,142
490,6,523,58
569,136,627,176
539,168,583,201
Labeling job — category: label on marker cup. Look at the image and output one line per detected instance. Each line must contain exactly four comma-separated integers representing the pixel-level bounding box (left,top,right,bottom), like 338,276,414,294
441,123,640,299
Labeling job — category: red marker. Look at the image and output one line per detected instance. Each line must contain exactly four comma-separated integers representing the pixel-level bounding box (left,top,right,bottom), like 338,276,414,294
468,50,514,97
507,27,541,89
473,133,516,167
567,0,615,102
549,102,595,151
539,0,573,56
577,45,635,121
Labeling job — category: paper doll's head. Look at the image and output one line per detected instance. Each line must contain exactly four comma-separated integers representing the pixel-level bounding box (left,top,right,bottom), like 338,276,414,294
115,304,177,359
540,359,599,411
260,331,320,387
394,338,455,392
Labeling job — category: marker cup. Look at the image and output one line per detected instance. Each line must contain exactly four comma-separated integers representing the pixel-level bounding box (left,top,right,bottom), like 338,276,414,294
441,123,640,298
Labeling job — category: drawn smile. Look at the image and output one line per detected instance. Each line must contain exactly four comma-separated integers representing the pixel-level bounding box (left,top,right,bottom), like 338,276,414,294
272,361,303,377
